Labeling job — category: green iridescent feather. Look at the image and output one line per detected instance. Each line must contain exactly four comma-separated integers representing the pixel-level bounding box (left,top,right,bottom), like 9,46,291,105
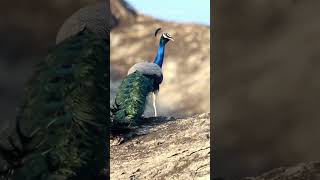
111,71,155,128
0,30,109,180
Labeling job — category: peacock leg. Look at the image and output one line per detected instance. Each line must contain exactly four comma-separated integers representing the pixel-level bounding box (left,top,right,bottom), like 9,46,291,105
153,92,157,117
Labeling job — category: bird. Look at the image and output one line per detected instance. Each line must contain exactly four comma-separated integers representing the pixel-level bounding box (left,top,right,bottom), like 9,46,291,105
111,27,174,128
0,3,109,180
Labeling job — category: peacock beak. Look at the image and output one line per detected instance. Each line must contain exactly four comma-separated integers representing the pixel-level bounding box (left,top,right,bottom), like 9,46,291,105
168,37,174,41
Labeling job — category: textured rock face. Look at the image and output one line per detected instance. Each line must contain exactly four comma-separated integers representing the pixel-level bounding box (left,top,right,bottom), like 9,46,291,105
110,113,210,179
243,162,320,180
110,0,137,26
110,0,210,117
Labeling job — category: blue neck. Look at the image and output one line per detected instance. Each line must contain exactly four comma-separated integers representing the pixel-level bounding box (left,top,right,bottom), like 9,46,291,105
153,41,166,68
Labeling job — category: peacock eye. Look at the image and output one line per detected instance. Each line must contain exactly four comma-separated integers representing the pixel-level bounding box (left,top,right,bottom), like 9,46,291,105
163,33,171,39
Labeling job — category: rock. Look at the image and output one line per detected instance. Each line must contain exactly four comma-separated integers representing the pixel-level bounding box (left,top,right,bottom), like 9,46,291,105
110,0,137,26
110,113,210,179
243,162,320,180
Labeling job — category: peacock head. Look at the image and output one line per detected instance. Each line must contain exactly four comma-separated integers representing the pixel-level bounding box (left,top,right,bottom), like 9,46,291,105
161,33,174,44
155,28,174,45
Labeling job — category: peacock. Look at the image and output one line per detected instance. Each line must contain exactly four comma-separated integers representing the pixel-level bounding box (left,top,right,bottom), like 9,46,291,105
0,3,109,180
111,28,174,128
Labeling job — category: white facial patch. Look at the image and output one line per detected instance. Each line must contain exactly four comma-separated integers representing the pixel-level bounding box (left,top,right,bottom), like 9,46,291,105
162,33,174,41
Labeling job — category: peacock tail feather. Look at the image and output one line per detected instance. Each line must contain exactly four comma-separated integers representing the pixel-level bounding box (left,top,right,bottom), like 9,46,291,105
0,30,109,180
111,71,155,128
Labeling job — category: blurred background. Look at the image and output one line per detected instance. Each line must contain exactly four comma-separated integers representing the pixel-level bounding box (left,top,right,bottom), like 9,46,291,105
110,0,210,117
125,0,210,25
215,0,320,178
0,0,102,132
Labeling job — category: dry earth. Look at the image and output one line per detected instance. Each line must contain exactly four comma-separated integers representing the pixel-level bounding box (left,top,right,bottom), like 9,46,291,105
243,161,320,180
110,113,210,179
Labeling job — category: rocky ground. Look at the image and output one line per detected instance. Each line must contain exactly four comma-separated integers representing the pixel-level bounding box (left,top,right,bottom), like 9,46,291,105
110,113,210,179
243,162,320,180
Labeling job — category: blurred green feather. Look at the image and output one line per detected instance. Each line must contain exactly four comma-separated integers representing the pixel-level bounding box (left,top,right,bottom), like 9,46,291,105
0,30,109,179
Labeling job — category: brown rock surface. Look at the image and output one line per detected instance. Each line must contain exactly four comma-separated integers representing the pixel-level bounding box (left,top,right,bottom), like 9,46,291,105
243,162,320,180
110,113,210,179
